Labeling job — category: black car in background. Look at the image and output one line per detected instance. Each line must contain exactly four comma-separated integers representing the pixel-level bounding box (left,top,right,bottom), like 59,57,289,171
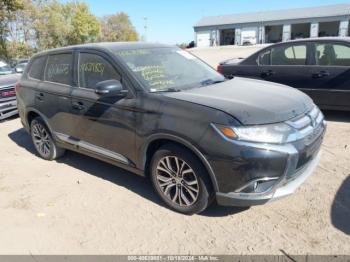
0,74,20,120
218,37,350,111
17,43,325,214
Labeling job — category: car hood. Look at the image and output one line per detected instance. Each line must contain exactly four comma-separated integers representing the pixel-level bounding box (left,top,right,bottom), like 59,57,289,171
163,77,314,125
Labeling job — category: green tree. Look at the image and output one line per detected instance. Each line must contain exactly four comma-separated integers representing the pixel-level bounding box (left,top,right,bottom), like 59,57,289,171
68,2,100,44
6,40,35,59
33,1,73,50
33,1,100,49
8,0,36,43
0,0,23,59
3,1,138,60
100,12,139,42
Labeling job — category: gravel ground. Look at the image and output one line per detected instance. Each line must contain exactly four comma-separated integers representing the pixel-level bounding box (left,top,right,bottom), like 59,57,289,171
0,45,349,255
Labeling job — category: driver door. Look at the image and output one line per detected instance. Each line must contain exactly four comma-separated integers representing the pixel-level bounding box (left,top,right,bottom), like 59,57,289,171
69,51,137,165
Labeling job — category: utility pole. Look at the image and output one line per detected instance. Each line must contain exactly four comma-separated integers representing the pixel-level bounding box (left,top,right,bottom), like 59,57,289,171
143,17,148,42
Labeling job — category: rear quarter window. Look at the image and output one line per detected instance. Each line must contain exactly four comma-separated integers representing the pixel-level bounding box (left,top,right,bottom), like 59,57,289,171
28,56,47,80
44,53,73,85
316,43,350,66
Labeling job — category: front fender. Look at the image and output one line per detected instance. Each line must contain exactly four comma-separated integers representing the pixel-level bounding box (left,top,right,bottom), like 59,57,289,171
138,132,219,192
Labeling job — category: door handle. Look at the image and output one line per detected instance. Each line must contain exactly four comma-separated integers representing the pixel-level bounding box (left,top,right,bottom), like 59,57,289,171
72,101,85,111
261,70,275,77
35,92,44,101
312,71,330,78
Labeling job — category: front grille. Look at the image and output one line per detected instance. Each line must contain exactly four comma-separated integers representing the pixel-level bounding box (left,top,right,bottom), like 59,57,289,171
286,106,324,145
0,86,16,101
295,134,323,171
285,106,325,175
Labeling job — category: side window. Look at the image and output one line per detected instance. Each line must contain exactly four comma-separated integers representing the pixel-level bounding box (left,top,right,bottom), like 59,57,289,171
79,53,121,89
29,56,47,80
258,49,271,65
271,44,307,65
316,43,350,66
44,54,73,85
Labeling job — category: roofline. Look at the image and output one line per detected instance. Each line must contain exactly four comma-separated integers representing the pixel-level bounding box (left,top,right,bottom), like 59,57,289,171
30,42,175,58
194,3,350,28
276,37,350,44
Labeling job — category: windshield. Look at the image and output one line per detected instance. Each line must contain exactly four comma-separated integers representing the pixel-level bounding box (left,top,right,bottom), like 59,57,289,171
115,47,224,92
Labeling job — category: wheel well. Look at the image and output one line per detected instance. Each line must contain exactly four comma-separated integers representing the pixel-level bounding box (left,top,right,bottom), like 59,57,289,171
144,139,215,189
27,111,40,127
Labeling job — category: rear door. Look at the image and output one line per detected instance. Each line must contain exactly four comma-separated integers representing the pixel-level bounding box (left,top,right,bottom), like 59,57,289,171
19,55,47,106
69,51,137,165
308,41,350,109
37,52,74,136
257,42,316,92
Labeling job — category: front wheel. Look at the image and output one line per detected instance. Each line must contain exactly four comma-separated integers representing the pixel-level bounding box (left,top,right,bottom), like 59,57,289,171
150,144,213,214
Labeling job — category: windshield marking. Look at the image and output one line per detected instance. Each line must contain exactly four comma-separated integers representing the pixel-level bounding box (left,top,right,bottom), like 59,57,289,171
115,47,224,92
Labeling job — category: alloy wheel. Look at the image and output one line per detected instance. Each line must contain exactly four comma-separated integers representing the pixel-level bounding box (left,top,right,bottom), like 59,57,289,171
156,156,199,206
32,122,51,158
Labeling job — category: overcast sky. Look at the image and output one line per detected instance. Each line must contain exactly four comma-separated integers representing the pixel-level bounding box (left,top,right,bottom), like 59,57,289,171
83,0,348,44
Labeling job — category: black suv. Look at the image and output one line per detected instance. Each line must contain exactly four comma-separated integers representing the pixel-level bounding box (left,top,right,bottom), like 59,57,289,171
17,43,326,214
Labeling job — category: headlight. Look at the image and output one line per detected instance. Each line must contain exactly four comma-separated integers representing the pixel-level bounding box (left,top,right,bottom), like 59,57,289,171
214,123,297,144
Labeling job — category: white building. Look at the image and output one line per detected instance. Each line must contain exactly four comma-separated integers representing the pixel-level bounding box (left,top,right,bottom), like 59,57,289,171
194,3,350,47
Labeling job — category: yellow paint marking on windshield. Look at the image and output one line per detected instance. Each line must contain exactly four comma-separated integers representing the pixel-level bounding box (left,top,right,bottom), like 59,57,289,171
134,65,165,81
132,65,174,88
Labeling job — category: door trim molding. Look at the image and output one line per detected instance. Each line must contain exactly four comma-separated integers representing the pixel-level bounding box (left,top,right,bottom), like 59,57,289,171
55,132,129,165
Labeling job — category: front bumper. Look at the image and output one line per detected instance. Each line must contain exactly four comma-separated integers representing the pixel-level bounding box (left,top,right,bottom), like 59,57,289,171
0,99,18,120
201,106,326,207
216,150,321,206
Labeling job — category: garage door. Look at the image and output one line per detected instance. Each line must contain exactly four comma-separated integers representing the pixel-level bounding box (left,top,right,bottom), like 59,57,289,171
241,27,258,45
196,31,210,47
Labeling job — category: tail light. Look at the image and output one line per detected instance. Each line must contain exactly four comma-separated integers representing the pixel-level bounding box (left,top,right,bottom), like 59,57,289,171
216,65,224,74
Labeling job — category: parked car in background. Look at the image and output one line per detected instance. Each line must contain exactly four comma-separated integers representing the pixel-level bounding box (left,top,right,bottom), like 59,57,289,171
14,62,28,74
217,37,350,111
10,58,29,68
0,74,20,120
187,41,195,49
0,61,13,75
17,43,325,214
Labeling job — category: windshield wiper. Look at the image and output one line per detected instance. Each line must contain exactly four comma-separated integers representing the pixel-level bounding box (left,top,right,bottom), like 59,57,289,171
200,78,225,86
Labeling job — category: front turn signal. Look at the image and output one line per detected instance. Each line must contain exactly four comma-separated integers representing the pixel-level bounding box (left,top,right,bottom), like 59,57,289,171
218,126,238,139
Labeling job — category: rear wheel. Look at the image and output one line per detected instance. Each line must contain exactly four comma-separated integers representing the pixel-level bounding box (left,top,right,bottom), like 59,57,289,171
30,117,65,160
150,144,213,214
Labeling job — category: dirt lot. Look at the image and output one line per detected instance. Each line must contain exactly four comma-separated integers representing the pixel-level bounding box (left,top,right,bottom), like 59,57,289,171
0,46,349,255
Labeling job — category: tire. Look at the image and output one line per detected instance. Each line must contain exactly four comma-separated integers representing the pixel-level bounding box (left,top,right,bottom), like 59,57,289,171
150,144,213,214
30,117,65,160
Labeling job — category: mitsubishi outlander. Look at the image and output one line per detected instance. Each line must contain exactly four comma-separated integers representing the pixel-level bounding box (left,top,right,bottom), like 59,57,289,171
16,43,326,214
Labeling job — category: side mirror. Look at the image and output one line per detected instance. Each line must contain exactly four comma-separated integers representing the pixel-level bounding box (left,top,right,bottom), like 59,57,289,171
15,67,23,73
94,79,127,97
